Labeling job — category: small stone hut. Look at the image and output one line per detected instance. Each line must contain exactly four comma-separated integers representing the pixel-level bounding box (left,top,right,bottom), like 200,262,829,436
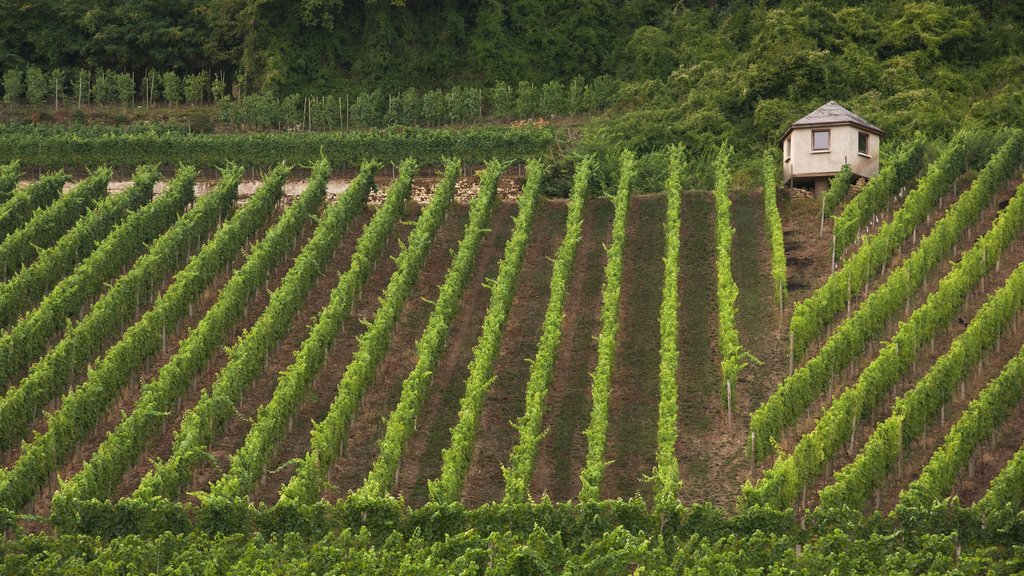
779,101,885,194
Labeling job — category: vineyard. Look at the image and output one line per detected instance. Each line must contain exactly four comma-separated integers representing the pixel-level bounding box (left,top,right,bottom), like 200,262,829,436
2,128,1024,571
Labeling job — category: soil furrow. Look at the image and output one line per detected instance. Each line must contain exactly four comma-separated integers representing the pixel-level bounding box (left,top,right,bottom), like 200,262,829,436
602,194,664,502
393,202,516,507
461,199,566,507
324,205,468,500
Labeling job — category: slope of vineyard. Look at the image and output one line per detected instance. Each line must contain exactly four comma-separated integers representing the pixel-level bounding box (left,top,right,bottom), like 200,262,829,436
2,136,1023,571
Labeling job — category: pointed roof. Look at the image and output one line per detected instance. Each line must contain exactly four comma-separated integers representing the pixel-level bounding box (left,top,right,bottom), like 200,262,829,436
779,101,885,143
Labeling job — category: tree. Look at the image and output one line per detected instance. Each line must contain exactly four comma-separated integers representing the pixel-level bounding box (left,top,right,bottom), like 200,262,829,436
3,69,24,105
162,71,182,105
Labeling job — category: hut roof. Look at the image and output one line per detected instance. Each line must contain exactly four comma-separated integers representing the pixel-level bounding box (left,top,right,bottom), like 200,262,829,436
779,101,885,143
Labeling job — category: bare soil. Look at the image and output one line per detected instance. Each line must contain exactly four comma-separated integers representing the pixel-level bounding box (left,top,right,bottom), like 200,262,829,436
393,202,516,506
323,205,468,499
116,207,309,497
247,207,410,504
796,238,1024,512
460,200,567,507
182,207,372,499
529,196,613,502
676,191,722,505
953,380,1024,506
601,195,664,502
874,307,1024,513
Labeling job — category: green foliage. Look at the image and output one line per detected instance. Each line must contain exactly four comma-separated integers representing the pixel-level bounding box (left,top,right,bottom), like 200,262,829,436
515,81,539,118
399,87,420,125
821,164,854,221
650,146,684,508
358,161,500,499
0,167,153,329
53,164,290,510
790,131,971,364
421,89,445,127
819,256,1024,511
491,82,515,120
897,346,1024,513
211,161,411,501
184,71,208,105
746,134,1024,484
2,69,24,105
0,166,234,512
134,159,352,501
0,169,110,278
429,160,547,504
578,151,632,502
280,159,458,505
0,171,67,246
0,126,555,169
161,71,182,104
24,66,47,104
762,149,787,306
832,134,929,255
504,155,605,503
714,143,755,407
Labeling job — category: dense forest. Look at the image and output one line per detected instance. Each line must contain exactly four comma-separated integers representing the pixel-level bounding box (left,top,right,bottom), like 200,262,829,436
1,1,1022,158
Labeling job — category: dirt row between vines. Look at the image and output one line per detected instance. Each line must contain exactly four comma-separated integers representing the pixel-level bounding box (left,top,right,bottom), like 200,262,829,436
394,202,517,507
178,205,373,500
529,196,612,502
115,207,311,498
322,205,468,499
797,236,1024,512
460,200,567,507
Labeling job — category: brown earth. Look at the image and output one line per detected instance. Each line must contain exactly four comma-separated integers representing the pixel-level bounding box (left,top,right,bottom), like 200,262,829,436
393,202,516,506
246,206,410,504
460,199,567,507
323,205,468,499
600,194,665,502
116,205,306,497
529,196,613,502
796,238,1024,513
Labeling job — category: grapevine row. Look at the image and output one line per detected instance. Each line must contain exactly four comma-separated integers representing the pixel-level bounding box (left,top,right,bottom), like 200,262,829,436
650,146,683,508
0,169,204,448
896,343,1024,511
208,159,414,501
832,135,927,255
974,437,1024,514
748,135,1023,463
789,130,972,364
0,167,190,388
0,168,241,511
747,180,1024,508
50,164,291,511
820,164,853,228
0,126,554,169
356,161,501,499
428,159,549,504
817,259,1024,511
577,151,633,502
0,166,156,333
279,159,458,505
746,180,1024,510
714,143,752,411
0,171,67,242
502,153,615,503
0,169,110,278
133,158,362,500
763,149,787,308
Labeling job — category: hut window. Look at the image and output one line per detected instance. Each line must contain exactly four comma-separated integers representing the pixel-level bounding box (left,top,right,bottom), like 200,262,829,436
785,137,791,160
812,130,830,151
858,132,869,155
